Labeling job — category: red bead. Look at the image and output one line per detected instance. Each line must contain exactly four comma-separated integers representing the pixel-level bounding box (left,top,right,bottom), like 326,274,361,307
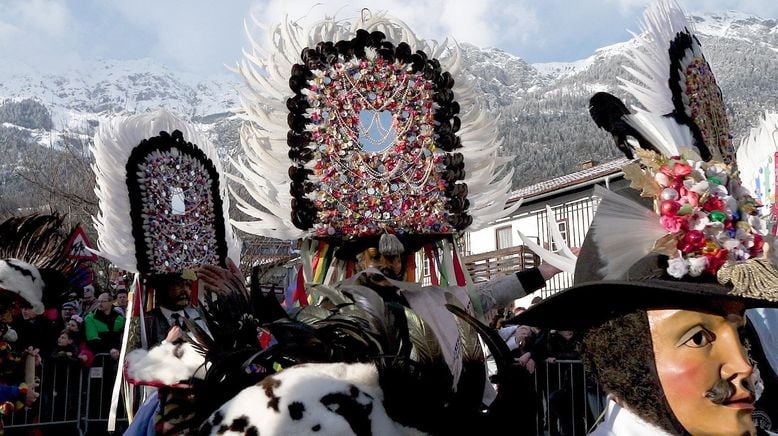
660,200,681,216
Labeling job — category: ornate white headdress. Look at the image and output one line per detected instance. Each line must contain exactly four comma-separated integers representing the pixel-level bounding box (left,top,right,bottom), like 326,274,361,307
91,109,240,274
230,11,519,245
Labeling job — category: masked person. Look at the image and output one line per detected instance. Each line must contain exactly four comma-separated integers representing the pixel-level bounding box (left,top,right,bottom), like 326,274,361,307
122,9,563,435
517,1,778,434
0,215,76,423
145,273,210,346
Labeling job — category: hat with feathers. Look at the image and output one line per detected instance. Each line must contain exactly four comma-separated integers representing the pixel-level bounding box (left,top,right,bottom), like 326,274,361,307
0,214,75,314
518,0,778,330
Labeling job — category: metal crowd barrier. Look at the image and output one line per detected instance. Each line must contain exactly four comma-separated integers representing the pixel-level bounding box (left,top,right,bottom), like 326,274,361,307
533,359,606,436
5,355,601,435
3,353,129,435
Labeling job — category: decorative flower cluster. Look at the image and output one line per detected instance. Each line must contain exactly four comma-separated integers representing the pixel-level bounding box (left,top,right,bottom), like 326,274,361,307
139,150,220,273
306,54,451,237
627,150,765,279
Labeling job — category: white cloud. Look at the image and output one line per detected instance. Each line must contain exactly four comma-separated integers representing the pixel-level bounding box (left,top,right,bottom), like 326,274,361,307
12,0,72,36
0,0,776,76
0,0,80,69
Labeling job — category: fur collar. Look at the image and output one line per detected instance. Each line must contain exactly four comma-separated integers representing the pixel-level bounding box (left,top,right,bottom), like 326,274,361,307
590,398,673,436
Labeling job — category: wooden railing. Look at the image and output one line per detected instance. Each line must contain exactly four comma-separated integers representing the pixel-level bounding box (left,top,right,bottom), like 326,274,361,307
463,245,540,283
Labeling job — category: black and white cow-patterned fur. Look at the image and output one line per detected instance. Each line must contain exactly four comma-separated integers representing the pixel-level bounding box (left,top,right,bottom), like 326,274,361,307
199,363,426,436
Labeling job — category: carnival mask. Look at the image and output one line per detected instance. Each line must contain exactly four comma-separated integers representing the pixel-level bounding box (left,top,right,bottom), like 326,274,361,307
648,303,756,435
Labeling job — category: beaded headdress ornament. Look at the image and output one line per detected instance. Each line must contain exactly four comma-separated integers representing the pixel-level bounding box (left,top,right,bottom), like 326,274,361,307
231,11,519,249
91,109,241,275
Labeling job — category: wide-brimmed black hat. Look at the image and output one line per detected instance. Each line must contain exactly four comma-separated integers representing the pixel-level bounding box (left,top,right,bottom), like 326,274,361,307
515,188,778,331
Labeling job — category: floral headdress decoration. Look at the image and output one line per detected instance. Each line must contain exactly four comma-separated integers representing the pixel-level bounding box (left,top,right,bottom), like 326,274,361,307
587,0,778,300
623,149,764,280
230,11,519,246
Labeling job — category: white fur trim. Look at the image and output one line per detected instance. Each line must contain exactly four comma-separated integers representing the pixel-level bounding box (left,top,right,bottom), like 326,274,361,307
0,259,45,314
125,342,206,385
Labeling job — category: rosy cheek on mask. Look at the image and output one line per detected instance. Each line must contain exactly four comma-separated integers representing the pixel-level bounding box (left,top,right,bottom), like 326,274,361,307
654,357,706,399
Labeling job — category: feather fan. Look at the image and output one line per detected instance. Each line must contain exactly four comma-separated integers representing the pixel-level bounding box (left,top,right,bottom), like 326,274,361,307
589,185,668,280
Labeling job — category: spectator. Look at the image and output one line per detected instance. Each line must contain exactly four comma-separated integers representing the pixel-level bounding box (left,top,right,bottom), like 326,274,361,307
84,292,125,360
114,289,129,316
79,285,98,316
61,301,79,321
51,330,81,363
495,323,539,434
12,306,58,358
64,316,93,367
545,330,585,436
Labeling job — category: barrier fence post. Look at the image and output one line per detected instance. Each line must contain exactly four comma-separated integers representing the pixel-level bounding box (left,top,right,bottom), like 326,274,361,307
534,360,607,436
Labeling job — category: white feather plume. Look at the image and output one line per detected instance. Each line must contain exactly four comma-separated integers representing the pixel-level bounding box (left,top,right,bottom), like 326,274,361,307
233,11,514,238
589,186,667,280
737,112,778,208
623,110,700,160
517,204,578,274
619,0,691,115
91,109,241,273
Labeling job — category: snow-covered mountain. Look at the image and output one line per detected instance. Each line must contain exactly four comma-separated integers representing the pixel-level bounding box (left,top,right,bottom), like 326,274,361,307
0,59,238,127
1,10,777,212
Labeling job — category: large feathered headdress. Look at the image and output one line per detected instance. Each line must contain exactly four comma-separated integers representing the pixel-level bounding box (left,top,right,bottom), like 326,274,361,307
0,214,74,314
91,110,241,274
230,11,519,246
585,0,768,286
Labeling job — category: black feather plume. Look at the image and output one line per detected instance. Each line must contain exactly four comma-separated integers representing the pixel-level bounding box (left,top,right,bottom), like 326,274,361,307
588,92,658,159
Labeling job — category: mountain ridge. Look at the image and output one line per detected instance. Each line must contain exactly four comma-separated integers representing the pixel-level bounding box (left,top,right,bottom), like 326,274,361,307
1,10,777,217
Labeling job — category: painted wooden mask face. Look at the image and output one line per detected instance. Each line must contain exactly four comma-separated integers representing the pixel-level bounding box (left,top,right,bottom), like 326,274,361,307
648,303,756,435
358,247,403,281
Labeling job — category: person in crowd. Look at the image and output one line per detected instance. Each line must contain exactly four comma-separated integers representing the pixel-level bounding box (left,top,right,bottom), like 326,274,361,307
51,329,81,363
114,289,129,316
545,329,586,436
12,306,58,358
79,285,98,316
63,316,93,367
60,301,79,322
145,273,210,346
83,292,125,359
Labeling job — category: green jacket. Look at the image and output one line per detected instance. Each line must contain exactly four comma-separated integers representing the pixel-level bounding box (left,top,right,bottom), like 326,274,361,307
84,309,125,353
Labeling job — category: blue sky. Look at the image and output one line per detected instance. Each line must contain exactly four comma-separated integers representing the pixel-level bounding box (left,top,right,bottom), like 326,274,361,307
0,0,776,77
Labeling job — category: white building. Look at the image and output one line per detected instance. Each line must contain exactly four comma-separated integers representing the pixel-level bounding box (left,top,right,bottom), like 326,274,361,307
463,158,629,302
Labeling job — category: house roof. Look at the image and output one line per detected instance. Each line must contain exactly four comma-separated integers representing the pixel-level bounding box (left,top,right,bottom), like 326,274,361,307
507,157,629,204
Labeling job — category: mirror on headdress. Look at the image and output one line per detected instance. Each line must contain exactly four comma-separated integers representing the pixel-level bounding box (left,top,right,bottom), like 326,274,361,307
170,186,186,215
358,109,396,153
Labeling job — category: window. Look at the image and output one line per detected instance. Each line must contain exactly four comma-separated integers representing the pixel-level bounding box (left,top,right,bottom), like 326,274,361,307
553,219,568,252
495,226,513,250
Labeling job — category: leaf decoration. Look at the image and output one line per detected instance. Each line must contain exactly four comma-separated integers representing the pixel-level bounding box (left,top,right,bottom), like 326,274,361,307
652,233,681,256
622,162,661,198
635,148,667,170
